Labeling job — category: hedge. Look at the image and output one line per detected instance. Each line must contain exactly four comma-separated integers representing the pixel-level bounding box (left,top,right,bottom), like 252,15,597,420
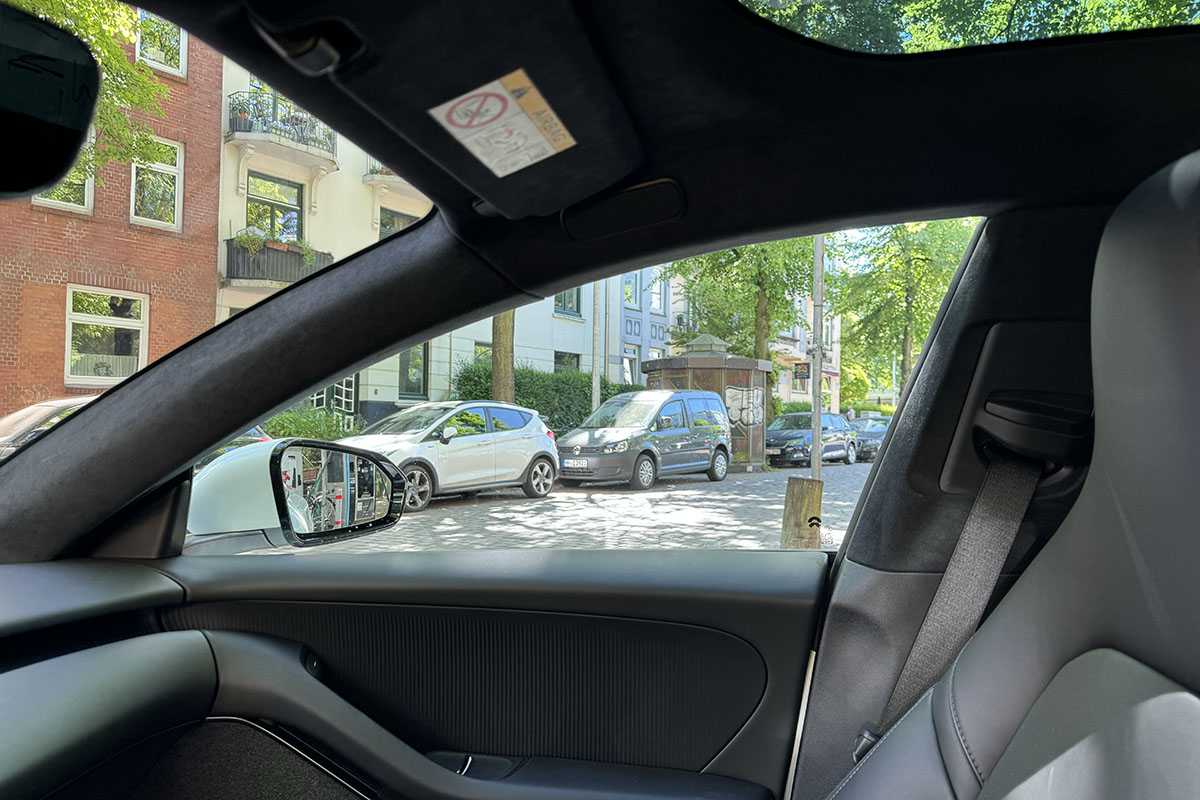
452,360,644,433
779,400,896,416
261,404,363,440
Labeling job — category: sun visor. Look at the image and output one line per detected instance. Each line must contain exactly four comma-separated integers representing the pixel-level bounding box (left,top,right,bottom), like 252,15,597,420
246,0,643,219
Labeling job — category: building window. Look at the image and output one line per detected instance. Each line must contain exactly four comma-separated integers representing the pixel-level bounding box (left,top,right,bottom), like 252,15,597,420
130,138,183,231
650,271,665,312
136,10,187,77
648,347,665,360
554,351,581,372
310,375,358,429
35,162,94,213
247,173,302,241
398,343,428,399
474,341,492,363
380,207,420,240
623,273,640,307
65,286,149,386
622,345,640,383
554,288,581,316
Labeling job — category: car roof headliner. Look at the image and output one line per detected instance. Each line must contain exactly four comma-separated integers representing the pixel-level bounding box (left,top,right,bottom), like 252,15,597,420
116,0,1200,289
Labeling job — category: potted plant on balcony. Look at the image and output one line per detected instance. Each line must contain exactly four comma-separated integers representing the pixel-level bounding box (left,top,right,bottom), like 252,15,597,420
286,239,319,268
264,236,288,252
232,230,265,261
228,95,253,132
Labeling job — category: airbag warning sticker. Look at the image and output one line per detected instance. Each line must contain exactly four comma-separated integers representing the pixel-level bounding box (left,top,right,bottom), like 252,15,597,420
429,69,576,178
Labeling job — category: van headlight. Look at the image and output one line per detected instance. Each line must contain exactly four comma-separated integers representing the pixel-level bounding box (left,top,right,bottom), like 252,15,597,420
602,440,629,454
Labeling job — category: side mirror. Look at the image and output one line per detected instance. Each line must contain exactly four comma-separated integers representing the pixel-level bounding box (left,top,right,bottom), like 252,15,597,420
0,4,100,198
187,438,406,551
440,425,459,444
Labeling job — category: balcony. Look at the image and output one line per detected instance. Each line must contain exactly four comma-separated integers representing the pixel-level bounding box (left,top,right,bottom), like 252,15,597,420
224,238,334,285
362,157,425,198
226,90,338,171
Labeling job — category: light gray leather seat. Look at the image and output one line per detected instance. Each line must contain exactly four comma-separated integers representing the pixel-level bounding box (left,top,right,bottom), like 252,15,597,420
825,149,1200,799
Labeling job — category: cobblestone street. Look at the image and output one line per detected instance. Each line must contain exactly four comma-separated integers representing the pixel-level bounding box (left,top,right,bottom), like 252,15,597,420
260,461,873,555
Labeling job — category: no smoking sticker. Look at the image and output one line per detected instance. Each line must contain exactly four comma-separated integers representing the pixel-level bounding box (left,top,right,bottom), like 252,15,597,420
429,69,576,178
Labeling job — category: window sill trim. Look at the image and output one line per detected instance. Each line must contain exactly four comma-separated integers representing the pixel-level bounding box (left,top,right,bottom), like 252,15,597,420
32,197,93,216
552,311,585,322
141,60,187,81
130,217,183,235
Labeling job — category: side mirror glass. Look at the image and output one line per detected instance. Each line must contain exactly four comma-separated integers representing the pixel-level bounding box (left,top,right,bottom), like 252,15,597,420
0,5,100,198
276,443,404,539
187,438,406,552
440,425,459,443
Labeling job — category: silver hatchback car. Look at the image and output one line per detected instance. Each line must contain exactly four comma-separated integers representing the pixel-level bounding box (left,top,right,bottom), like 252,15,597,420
339,401,557,511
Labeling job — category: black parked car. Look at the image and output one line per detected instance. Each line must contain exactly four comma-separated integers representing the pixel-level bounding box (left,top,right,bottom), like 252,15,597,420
848,416,892,461
765,412,858,466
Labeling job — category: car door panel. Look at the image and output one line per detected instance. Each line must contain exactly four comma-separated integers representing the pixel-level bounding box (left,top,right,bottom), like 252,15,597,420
0,550,828,800
488,407,533,483
436,408,496,489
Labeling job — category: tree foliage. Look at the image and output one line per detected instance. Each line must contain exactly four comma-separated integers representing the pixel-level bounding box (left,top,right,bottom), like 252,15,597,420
664,238,814,360
742,0,1199,54
11,0,171,180
830,218,976,389
453,360,642,434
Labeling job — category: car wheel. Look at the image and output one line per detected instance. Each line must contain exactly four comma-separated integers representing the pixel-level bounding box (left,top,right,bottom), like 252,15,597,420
630,454,657,491
523,458,555,498
843,442,857,465
559,478,583,488
403,464,434,512
707,449,728,482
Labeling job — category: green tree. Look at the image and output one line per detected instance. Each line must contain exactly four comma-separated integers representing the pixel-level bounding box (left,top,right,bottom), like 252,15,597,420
664,239,814,420
839,361,870,404
742,0,1199,54
11,0,171,182
830,218,977,390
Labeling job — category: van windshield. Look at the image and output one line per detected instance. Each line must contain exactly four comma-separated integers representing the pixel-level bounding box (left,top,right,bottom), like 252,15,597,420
579,397,660,429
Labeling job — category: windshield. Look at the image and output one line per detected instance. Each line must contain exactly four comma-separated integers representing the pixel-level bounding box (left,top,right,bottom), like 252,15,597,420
360,405,454,435
769,413,812,430
579,397,660,429
851,417,890,432
0,0,431,466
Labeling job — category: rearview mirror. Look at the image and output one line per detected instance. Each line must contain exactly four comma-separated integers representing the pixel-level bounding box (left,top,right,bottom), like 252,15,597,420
440,425,459,443
187,438,406,552
0,4,100,198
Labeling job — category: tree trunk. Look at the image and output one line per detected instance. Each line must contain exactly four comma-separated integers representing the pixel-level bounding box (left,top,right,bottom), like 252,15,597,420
754,277,774,423
492,310,515,402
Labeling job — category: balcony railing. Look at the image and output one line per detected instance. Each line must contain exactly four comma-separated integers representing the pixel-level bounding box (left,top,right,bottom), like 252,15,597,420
228,90,337,155
365,156,398,176
225,239,334,284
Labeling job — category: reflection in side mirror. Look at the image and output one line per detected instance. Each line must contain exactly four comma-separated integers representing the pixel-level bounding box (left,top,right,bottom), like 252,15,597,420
0,5,100,198
276,443,404,538
186,438,406,552
440,425,459,444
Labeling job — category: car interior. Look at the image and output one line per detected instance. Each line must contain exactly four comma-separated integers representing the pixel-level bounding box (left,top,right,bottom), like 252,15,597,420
2,0,1200,798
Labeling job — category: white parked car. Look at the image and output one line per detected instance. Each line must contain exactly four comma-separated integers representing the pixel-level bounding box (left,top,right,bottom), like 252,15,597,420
339,401,558,511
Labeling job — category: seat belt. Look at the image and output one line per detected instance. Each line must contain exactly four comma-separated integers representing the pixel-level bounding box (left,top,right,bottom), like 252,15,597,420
852,450,1043,762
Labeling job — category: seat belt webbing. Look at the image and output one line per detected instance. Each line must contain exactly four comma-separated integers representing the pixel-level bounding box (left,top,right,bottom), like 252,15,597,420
853,451,1042,762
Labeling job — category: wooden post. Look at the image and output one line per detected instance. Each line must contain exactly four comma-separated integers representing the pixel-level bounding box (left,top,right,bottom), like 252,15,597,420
781,476,823,549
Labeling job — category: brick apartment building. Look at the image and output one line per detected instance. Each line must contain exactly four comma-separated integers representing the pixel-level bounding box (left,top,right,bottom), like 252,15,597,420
0,15,222,415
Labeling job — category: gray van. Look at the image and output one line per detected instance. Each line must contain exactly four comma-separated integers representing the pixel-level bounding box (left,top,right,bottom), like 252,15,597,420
555,389,732,490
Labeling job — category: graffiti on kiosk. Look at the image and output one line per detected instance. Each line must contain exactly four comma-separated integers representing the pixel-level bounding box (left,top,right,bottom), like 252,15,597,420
724,385,763,434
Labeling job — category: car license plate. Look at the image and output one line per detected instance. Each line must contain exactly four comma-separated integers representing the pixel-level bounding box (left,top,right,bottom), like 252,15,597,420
766,448,781,456
563,458,587,468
